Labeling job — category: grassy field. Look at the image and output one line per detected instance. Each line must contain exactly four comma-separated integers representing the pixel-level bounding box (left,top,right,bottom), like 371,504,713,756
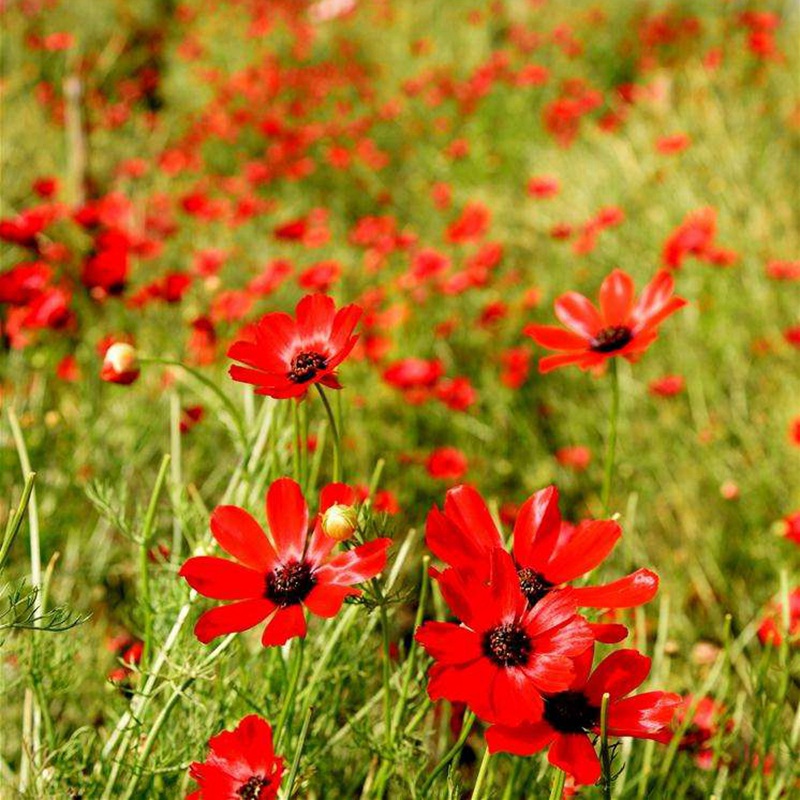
1,1,799,797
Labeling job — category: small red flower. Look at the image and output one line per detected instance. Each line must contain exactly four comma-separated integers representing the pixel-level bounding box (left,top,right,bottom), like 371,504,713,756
649,374,685,397
228,294,362,399
180,478,391,647
783,511,800,545
524,269,687,373
416,549,594,725
486,648,681,785
188,715,284,800
426,447,469,481
426,484,658,626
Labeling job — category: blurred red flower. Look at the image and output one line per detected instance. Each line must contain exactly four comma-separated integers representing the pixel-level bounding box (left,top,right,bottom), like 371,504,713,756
426,447,469,481
649,374,685,397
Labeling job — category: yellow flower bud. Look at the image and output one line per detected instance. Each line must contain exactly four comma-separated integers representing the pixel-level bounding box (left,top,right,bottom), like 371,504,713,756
321,503,358,542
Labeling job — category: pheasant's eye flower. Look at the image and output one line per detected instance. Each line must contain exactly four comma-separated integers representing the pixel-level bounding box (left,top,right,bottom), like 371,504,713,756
524,269,687,374
101,342,140,385
415,549,594,726
179,478,391,647
486,648,681,785
426,484,658,631
188,715,284,800
227,294,362,399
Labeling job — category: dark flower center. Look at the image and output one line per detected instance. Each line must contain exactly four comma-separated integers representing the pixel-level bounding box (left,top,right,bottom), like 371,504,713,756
265,560,316,606
482,623,532,668
289,351,328,383
590,325,633,353
237,775,271,799
517,568,554,606
543,691,600,734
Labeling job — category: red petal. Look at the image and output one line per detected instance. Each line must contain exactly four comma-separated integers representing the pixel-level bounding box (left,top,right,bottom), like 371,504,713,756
210,506,278,571
414,621,483,664
304,583,359,617
525,586,578,637
608,691,682,740
554,291,602,339
266,478,309,561
585,649,651,704
261,605,306,647
295,293,336,339
489,548,526,621
538,352,600,374
319,482,357,512
571,568,659,609
425,505,491,577
524,654,576,693
598,269,635,326
523,324,589,351
329,303,363,351
543,519,621,584
589,622,629,643
316,537,391,585
513,485,562,572
194,599,275,644
442,485,502,555
548,732,601,785
488,667,545,724
179,556,265,600
486,721,556,756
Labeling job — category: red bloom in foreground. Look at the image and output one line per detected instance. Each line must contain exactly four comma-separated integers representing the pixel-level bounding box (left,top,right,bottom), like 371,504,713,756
486,648,681,785
525,269,687,374
188,715,284,800
416,549,594,725
180,478,391,646
426,485,658,630
228,294,362,399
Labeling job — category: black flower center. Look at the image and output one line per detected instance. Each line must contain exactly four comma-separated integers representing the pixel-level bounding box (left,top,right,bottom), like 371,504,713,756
237,775,271,799
590,325,633,353
543,691,600,734
265,560,316,606
482,623,532,668
517,568,554,606
289,351,328,383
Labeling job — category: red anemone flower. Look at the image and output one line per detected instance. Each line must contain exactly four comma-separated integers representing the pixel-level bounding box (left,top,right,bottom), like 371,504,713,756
415,549,594,726
524,269,687,373
426,484,658,639
227,294,362,399
486,648,681,785
188,714,284,800
180,478,391,647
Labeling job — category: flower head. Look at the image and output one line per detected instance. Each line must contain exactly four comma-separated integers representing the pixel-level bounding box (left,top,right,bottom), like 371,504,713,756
101,342,140,385
228,294,362,399
486,648,681,784
188,715,284,800
415,549,594,726
524,269,687,373
180,478,390,647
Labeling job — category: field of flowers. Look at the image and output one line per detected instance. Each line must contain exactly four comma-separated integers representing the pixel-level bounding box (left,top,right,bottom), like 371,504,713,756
1,0,799,797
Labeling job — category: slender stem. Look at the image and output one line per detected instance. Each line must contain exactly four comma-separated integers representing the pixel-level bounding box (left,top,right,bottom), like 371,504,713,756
315,385,341,482
0,472,36,570
275,638,305,750
299,399,309,491
471,748,491,799
600,692,612,800
139,455,171,668
501,757,522,800
282,705,313,799
600,358,620,514
548,767,566,800
421,711,476,793
292,401,302,483
169,392,183,560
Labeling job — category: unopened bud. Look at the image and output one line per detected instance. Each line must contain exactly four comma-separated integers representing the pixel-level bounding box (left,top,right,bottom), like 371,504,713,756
321,504,358,542
101,342,140,385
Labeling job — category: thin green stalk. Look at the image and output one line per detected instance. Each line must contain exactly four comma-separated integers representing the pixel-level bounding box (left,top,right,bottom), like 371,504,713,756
299,399,309,490
315,385,341,482
421,711,476,794
282,705,313,799
139,455,171,668
0,472,36,570
501,757,522,800
471,748,491,799
275,638,305,750
170,391,183,560
600,358,620,514
292,401,302,483
548,767,566,800
600,692,612,800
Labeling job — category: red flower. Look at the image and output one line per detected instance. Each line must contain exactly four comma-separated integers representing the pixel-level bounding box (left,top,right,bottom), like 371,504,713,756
426,447,469,481
228,294,362,399
426,484,658,625
524,269,687,373
757,588,800,647
783,511,800,545
101,342,140,385
180,478,391,647
486,648,681,784
416,549,594,725
188,715,284,800
649,374,685,397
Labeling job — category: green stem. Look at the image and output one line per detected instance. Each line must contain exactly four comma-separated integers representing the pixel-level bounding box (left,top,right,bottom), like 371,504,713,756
139,455,171,668
600,358,620,514
0,472,36,570
421,711,476,794
471,748,491,799
548,767,566,800
292,401,302,483
282,705,313,799
315,385,341,482
600,692,612,800
275,638,305,750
